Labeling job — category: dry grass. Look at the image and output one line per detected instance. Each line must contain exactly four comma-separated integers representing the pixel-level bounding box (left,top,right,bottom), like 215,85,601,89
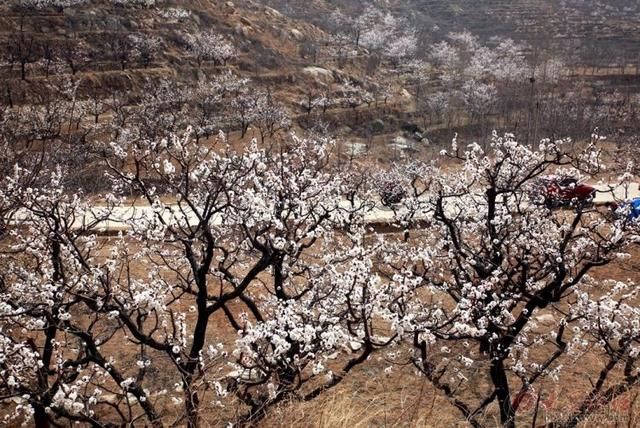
257,352,640,428
262,363,460,428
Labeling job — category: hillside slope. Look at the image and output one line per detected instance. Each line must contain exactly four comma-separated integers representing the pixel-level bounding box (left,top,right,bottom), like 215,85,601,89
266,0,640,67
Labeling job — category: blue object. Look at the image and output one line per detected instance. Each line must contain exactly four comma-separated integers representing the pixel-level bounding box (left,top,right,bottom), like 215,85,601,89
618,198,640,219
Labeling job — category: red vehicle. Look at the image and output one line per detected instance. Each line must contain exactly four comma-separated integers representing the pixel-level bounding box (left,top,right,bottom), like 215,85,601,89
531,175,596,208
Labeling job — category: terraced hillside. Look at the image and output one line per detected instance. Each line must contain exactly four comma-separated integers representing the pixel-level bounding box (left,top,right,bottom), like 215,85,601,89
267,0,640,67
0,0,414,142
2,0,640,178
0,0,326,99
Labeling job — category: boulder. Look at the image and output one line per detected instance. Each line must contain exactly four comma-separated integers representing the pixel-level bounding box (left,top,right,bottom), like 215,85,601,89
349,341,362,351
235,24,251,37
290,28,304,40
226,368,262,381
535,314,556,326
264,7,282,17
302,66,334,84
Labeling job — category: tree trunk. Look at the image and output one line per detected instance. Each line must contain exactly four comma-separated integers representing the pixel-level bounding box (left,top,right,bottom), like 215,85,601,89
491,359,516,428
184,380,200,428
33,403,50,428
6,86,13,108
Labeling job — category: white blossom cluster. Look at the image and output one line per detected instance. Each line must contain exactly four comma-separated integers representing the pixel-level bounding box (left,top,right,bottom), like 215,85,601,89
331,6,417,61
185,31,237,67
13,0,160,8
13,0,89,9
426,32,537,121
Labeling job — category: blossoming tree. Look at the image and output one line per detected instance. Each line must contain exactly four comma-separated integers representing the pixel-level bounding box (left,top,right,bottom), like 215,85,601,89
384,133,640,427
